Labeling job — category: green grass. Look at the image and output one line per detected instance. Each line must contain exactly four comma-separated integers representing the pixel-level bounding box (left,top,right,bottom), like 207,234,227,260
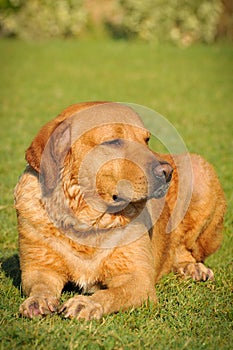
0,38,232,349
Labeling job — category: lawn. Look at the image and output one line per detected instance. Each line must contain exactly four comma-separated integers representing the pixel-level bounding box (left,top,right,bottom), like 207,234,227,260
0,38,232,349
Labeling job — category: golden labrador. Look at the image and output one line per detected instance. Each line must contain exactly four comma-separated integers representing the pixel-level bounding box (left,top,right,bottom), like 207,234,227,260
15,102,226,320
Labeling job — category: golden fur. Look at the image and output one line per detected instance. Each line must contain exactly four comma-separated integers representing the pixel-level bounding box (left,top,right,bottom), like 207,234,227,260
15,102,226,320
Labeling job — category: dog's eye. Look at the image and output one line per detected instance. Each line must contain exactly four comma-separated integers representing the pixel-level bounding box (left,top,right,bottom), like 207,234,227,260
101,139,123,147
145,137,150,144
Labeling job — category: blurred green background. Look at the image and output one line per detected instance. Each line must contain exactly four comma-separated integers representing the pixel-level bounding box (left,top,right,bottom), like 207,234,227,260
0,0,233,44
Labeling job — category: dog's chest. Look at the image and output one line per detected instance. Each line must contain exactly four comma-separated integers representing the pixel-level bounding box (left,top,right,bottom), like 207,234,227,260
61,242,112,292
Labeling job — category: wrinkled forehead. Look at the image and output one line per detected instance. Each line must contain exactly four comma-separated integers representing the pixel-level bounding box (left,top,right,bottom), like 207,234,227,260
66,102,147,143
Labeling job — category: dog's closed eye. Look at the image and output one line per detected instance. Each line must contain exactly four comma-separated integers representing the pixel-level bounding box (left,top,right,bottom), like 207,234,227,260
101,139,123,147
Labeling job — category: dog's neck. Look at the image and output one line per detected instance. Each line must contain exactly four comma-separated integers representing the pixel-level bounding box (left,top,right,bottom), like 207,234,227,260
39,174,153,249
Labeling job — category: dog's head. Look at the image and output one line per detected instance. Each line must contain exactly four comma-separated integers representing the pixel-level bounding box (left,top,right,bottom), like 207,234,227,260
26,102,173,231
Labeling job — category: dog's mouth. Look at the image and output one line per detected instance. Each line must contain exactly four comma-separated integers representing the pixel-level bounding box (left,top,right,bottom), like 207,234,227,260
112,194,127,203
106,181,170,214
96,161,173,214
107,194,133,213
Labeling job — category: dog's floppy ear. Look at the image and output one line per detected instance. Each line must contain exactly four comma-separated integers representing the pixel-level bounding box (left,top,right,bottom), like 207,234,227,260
26,101,108,172
40,120,71,195
26,119,63,173
25,102,108,195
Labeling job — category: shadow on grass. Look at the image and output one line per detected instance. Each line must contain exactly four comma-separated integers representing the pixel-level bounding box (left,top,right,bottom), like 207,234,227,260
1,254,83,295
1,254,21,289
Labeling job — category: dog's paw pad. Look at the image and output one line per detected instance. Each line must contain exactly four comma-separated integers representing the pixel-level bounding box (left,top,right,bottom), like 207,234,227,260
178,262,214,281
59,295,103,320
19,296,59,318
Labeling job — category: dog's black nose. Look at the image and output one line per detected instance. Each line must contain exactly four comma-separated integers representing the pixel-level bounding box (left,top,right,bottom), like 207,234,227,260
153,162,173,183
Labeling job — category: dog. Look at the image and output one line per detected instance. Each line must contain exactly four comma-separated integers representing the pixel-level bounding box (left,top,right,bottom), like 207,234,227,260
14,102,226,320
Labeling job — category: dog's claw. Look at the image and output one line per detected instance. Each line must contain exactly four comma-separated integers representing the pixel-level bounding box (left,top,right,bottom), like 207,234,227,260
60,295,103,320
19,296,59,318
177,262,214,282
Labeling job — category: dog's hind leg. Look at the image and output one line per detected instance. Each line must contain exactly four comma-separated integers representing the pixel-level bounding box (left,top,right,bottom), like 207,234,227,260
170,154,226,282
172,201,225,282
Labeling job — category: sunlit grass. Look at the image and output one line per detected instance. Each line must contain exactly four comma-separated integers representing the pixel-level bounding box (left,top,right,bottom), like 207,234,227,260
0,38,232,349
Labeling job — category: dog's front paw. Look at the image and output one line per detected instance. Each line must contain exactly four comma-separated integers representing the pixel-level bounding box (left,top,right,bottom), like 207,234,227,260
178,262,214,281
19,295,59,318
59,295,103,320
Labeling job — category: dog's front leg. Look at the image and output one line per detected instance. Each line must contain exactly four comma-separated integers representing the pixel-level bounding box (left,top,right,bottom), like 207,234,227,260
60,273,156,320
60,276,156,320
18,235,67,318
19,269,66,318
